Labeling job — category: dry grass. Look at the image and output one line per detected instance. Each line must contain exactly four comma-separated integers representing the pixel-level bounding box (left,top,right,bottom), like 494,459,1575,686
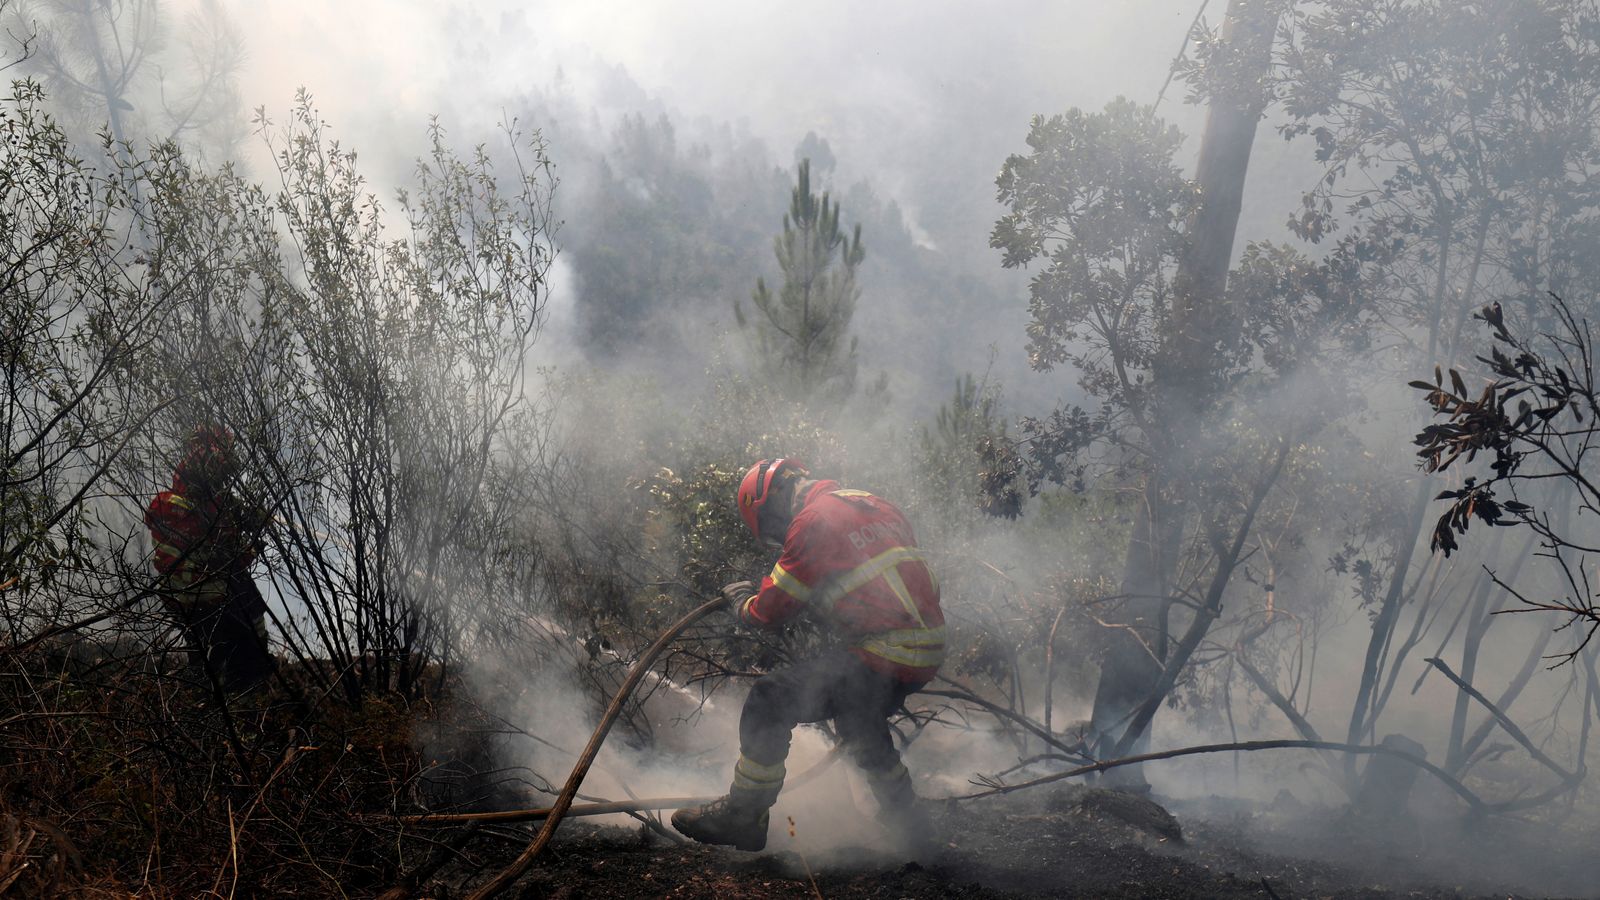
0,642,499,898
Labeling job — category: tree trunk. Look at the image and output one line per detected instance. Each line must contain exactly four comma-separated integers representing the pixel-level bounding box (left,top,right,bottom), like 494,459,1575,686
1088,0,1279,786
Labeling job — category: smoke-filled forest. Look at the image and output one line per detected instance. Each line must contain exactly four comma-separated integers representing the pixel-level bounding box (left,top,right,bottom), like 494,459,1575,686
8,1,1600,897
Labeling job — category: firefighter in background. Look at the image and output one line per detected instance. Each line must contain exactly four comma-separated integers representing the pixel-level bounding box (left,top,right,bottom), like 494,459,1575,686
145,425,274,692
672,459,945,852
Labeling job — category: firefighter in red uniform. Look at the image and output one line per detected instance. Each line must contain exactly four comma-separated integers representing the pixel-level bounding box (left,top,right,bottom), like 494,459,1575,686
145,426,274,692
672,459,944,852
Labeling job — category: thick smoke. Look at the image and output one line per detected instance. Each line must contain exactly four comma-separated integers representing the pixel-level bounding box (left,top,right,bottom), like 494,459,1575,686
15,1,1600,893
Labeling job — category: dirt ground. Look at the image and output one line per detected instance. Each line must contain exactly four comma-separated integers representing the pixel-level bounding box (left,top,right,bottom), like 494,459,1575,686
430,784,1598,899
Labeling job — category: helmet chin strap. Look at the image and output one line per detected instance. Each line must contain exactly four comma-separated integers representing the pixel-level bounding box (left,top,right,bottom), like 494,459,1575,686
760,477,815,548
757,500,788,547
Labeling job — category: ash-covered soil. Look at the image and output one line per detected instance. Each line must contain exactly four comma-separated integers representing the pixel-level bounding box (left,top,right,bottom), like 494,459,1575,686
434,785,1598,899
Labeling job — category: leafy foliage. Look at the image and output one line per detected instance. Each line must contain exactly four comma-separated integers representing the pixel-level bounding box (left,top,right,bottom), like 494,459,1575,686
1412,295,1600,661
0,79,169,635
163,95,559,702
993,98,1193,385
990,96,1367,493
1413,298,1587,556
1278,0,1600,330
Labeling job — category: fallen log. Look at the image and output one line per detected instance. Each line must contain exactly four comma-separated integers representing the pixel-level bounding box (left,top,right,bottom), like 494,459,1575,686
1072,787,1184,842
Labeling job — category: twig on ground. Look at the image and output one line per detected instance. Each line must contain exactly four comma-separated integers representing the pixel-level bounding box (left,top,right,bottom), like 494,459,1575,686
375,822,481,900
787,816,824,900
614,779,686,845
391,747,843,828
951,739,1489,814
925,681,1093,764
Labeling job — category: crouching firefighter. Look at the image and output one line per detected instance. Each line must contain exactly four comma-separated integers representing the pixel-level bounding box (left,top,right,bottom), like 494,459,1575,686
145,425,275,692
672,459,944,852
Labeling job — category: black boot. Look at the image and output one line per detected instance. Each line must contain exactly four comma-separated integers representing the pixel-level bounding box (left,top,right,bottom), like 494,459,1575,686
878,798,940,859
671,795,770,851
868,765,938,858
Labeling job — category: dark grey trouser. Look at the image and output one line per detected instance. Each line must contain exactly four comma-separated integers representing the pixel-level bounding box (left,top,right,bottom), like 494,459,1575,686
168,572,274,692
730,649,922,811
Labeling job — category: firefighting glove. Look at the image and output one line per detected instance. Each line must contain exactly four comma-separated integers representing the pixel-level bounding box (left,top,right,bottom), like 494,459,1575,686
719,580,756,611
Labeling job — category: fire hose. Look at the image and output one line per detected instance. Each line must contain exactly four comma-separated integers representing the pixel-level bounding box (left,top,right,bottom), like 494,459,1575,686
463,596,726,900
393,749,840,828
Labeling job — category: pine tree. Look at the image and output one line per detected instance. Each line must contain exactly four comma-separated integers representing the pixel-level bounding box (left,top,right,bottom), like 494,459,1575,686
738,158,865,406
917,374,1023,519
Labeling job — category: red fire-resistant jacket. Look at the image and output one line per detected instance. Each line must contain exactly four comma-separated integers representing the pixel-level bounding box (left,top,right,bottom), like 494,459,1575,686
145,468,259,605
737,480,945,682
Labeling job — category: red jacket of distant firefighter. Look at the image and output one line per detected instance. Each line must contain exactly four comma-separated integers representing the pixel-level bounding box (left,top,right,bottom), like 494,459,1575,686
737,480,945,682
145,460,258,595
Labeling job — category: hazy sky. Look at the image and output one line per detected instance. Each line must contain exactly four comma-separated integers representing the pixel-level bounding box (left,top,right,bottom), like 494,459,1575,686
211,0,1318,413
225,1,1213,196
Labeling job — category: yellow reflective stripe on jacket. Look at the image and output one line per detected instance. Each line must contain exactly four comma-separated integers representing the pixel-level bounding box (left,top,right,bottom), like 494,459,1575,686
768,561,812,602
153,540,227,576
879,564,924,627
152,540,186,561
815,545,927,613
160,560,223,587
856,625,946,669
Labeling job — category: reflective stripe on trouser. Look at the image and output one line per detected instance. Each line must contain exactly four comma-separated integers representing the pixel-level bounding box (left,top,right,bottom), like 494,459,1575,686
735,650,924,812
729,755,786,808
862,759,915,809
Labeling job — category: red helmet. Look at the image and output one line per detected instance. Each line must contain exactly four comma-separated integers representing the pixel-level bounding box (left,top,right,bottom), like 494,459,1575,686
737,458,808,542
178,424,237,489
